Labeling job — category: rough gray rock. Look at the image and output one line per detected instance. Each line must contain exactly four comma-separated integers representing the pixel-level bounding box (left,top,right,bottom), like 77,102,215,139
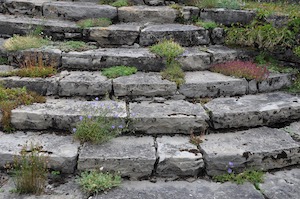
11,99,127,130
257,72,295,92
0,64,14,72
43,2,117,21
118,6,178,23
129,100,209,134
0,75,58,95
0,131,80,173
179,71,248,98
58,71,112,97
211,27,225,45
206,45,239,63
182,6,200,21
88,24,140,47
156,136,204,177
113,72,177,97
200,127,300,176
94,180,264,199
178,47,211,71
0,14,81,40
199,8,256,26
260,168,300,199
283,121,300,141
78,136,156,179
205,92,300,129
3,0,45,16
140,24,210,47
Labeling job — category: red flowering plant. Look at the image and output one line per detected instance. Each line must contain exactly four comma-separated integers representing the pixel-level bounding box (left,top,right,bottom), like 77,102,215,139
211,60,269,81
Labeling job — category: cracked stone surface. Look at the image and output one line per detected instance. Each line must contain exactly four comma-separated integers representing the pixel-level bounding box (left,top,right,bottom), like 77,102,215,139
178,47,211,71
156,136,204,177
140,24,210,47
206,45,239,63
78,136,156,179
205,92,300,129
200,127,300,176
94,180,264,199
88,24,140,47
118,6,178,23
11,99,127,130
43,2,117,21
257,72,295,92
0,131,80,173
259,168,300,199
179,71,248,98
58,71,112,97
283,121,300,141
113,72,177,97
2,0,45,16
129,100,209,134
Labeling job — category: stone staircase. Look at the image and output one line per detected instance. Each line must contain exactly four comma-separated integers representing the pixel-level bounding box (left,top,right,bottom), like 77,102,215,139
0,0,300,197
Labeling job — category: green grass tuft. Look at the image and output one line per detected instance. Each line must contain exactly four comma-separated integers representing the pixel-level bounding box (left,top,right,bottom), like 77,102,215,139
195,20,218,29
102,66,137,78
3,35,49,52
77,18,112,29
58,41,96,52
150,40,184,64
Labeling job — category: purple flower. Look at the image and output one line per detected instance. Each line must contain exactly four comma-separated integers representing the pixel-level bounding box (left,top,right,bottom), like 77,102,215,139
111,125,115,129
227,168,233,174
88,115,92,119
114,114,118,118
79,116,83,121
228,162,234,168
72,128,77,133
95,97,99,101
118,125,123,129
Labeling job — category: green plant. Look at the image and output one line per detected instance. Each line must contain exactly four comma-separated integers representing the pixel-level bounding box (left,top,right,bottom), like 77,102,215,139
58,41,96,52
170,4,182,10
77,170,121,195
0,57,8,65
0,86,46,132
195,20,218,29
213,169,264,189
294,46,300,57
197,0,219,8
76,18,112,29
51,170,60,176
287,74,300,93
161,61,185,86
10,143,48,194
3,35,49,52
218,0,240,9
111,0,128,7
73,99,127,144
102,66,137,78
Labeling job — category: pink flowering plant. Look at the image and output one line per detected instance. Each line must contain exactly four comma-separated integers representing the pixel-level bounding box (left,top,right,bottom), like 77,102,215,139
211,60,270,81
73,98,127,144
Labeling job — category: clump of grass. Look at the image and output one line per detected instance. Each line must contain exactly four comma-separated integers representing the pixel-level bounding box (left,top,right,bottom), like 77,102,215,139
197,0,219,8
197,0,240,9
77,170,121,195
111,0,128,7
102,66,137,78
58,41,96,52
0,86,46,132
195,20,218,29
294,46,300,57
3,35,49,52
211,60,270,81
213,169,264,189
77,18,112,29
169,4,182,10
9,143,48,194
150,40,185,86
0,57,8,65
73,99,126,144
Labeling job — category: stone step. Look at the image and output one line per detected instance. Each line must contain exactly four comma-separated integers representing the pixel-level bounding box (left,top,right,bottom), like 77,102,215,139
200,127,300,176
0,68,294,98
0,131,80,173
205,92,300,129
5,45,239,71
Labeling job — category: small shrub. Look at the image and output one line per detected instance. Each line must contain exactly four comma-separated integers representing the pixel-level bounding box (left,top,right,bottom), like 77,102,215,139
294,46,300,57
77,170,121,195
77,18,112,29
0,57,8,65
0,86,46,132
73,99,126,144
111,0,128,7
218,0,241,9
161,61,185,86
102,66,137,78
197,0,219,8
58,41,96,52
3,35,49,52
170,4,182,10
211,60,269,81
150,40,184,64
195,20,218,29
10,143,48,194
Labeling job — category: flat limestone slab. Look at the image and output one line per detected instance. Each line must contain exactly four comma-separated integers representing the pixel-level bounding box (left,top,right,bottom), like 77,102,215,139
259,168,300,199
58,71,112,97
129,100,209,134
78,136,156,179
157,136,204,177
11,99,127,130
205,45,239,63
113,72,177,97
95,180,264,199
2,0,46,16
43,2,117,21
0,131,80,173
178,47,211,71
200,127,300,176
118,6,178,23
205,92,300,129
283,121,300,141
179,71,248,98
140,24,210,47
88,24,140,47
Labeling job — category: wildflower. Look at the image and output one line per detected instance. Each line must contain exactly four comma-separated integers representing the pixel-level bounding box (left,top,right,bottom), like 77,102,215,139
228,162,234,168
79,116,83,121
88,115,92,119
72,128,77,133
111,125,115,129
114,114,118,118
118,125,123,129
227,168,233,174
